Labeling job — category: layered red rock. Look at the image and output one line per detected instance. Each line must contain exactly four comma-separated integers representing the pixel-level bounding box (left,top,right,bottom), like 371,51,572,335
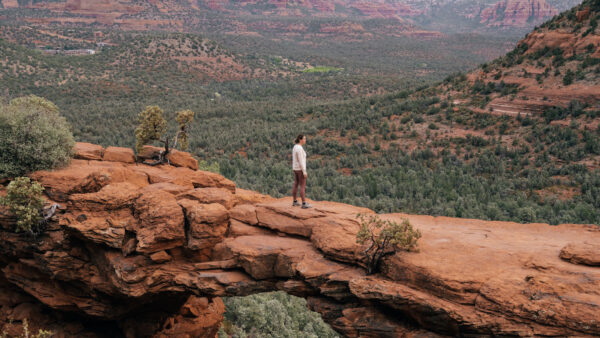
166,149,199,170
178,199,229,252
1,148,599,337
480,0,558,28
73,142,104,160
149,296,224,338
134,188,186,253
201,0,420,19
138,145,199,170
103,146,135,163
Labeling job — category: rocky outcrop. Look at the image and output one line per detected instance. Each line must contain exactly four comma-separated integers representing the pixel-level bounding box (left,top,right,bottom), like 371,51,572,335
480,0,558,28
560,242,600,266
138,145,199,171
103,146,135,163
1,145,599,337
522,29,600,59
73,142,104,161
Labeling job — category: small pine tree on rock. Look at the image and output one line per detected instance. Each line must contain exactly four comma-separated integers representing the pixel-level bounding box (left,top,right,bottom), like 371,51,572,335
356,214,421,274
135,106,195,164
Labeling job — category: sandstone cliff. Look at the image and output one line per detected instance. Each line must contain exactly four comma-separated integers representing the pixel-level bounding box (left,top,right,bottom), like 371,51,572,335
480,0,559,28
200,0,421,19
1,143,599,337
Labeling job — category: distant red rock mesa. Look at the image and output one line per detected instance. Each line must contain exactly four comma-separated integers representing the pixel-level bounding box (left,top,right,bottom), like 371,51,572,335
480,0,559,27
201,0,420,19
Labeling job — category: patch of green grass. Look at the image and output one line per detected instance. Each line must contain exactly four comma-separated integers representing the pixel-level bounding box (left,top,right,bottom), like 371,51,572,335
302,66,343,73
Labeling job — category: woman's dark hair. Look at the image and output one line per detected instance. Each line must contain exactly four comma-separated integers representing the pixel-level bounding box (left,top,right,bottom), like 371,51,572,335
294,134,305,144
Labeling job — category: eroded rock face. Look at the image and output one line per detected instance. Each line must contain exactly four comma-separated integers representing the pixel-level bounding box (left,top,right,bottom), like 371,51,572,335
178,199,228,252
480,0,558,28
134,188,186,253
1,146,600,337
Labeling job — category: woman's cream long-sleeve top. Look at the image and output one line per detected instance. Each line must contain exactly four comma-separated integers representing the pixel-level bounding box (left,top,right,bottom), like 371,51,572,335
292,144,307,175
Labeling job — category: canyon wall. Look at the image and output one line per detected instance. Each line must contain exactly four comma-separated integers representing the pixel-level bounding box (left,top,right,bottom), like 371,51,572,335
480,0,559,27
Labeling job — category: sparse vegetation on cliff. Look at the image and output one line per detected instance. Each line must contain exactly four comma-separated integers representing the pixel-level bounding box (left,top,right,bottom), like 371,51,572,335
0,96,73,178
135,105,195,163
356,214,421,274
0,177,45,234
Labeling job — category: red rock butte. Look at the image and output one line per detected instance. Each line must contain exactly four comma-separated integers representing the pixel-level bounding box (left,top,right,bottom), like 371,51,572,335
480,0,559,28
1,143,599,337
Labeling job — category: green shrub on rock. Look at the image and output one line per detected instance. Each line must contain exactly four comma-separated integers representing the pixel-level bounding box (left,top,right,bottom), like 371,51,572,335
0,177,45,233
0,95,74,178
198,160,221,174
356,214,421,274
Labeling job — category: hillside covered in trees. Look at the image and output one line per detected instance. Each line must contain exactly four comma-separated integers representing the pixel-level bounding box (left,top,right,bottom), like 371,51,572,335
180,0,600,225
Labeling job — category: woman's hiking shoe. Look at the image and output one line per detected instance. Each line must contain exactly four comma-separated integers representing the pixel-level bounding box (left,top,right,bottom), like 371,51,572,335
301,202,312,209
292,200,301,207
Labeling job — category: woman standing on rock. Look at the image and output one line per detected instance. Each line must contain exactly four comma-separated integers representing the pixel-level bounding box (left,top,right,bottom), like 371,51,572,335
292,134,312,209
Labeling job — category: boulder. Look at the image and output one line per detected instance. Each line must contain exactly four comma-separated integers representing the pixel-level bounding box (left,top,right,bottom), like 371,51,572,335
30,161,148,201
134,189,186,253
137,145,162,161
69,182,141,210
184,168,236,192
131,165,195,190
60,209,132,248
150,251,172,264
178,199,229,251
103,146,135,163
177,187,235,210
559,242,600,266
254,199,325,237
230,204,259,225
167,149,198,171
254,198,370,240
73,142,104,160
221,235,358,284
307,297,433,338
310,215,364,265
154,296,224,338
137,145,198,170
132,166,235,192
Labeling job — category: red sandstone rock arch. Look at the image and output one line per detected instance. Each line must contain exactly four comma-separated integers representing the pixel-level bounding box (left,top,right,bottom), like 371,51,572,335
1,144,599,337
